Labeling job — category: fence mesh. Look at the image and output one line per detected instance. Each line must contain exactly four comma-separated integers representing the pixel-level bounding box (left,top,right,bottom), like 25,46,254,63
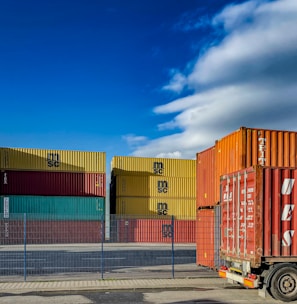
0,214,208,282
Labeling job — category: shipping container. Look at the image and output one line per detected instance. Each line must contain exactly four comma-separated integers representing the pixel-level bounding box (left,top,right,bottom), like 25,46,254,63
196,146,216,207
196,206,222,270
0,170,106,197
111,175,195,198
111,156,195,178
116,218,195,243
196,207,215,269
214,126,297,203
219,165,297,301
114,197,196,219
0,219,103,244
1,195,105,220
0,147,106,173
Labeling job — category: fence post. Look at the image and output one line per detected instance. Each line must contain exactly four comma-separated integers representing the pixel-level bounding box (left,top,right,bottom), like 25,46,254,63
171,215,175,279
23,213,27,281
101,213,104,280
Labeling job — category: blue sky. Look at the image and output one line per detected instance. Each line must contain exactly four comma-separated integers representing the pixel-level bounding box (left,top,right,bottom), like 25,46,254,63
1,0,297,173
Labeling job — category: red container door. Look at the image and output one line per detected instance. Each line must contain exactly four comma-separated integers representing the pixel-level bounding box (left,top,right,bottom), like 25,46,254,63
220,166,263,267
221,166,297,268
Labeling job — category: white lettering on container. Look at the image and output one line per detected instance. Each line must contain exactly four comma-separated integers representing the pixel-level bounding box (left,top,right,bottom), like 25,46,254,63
282,178,295,195
281,204,295,221
258,138,266,165
282,230,295,247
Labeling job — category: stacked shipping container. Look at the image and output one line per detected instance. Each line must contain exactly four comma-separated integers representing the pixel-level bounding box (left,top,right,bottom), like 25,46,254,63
0,147,106,244
110,156,196,242
196,126,297,269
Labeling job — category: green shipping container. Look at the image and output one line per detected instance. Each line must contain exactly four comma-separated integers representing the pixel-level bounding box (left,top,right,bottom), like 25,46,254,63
1,196,105,220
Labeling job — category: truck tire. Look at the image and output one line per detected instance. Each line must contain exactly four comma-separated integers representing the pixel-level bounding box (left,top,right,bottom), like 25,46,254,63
270,266,297,302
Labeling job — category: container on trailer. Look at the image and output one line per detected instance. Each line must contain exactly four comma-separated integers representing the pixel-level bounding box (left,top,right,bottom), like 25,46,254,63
0,195,105,220
196,146,216,207
0,170,106,197
114,197,196,219
0,148,106,173
214,126,297,202
111,175,195,198
220,165,297,267
111,156,195,178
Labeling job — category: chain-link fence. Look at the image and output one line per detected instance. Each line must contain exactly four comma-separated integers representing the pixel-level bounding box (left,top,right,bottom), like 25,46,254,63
0,214,202,282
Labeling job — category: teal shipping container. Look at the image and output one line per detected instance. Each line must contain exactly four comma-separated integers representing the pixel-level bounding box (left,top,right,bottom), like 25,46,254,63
0,196,105,220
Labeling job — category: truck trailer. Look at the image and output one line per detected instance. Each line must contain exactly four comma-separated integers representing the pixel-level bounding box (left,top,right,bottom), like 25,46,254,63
218,165,297,302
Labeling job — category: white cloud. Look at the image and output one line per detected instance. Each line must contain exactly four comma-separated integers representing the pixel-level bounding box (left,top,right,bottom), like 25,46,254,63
129,0,297,159
122,134,147,147
162,70,187,93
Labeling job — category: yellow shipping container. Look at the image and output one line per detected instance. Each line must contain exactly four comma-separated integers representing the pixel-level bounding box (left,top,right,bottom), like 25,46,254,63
116,196,196,219
111,156,195,178
113,175,196,198
0,147,106,173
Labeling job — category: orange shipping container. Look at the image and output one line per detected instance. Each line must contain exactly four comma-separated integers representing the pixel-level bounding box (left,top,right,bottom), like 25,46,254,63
196,146,215,207
196,208,215,269
113,175,195,198
111,156,195,178
214,126,297,203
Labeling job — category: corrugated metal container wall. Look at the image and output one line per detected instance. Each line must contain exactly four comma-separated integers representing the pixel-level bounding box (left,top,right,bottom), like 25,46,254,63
111,156,195,178
116,218,195,243
0,148,106,173
196,146,215,207
114,175,195,198
1,196,105,220
0,170,106,197
0,220,103,244
220,165,297,268
215,126,297,202
196,208,215,269
115,197,196,219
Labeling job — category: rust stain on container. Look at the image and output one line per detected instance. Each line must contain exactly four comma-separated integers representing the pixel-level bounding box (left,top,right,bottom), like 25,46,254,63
220,165,297,268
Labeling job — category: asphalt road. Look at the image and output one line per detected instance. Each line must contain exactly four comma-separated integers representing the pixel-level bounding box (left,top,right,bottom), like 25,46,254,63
0,244,196,278
0,285,288,303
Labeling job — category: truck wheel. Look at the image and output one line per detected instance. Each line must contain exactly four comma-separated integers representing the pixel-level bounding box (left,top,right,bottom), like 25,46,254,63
270,266,297,302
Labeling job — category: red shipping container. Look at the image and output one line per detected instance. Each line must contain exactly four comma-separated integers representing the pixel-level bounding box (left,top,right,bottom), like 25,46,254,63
0,170,106,197
0,220,103,244
196,146,216,207
196,208,215,269
220,165,297,268
117,219,195,243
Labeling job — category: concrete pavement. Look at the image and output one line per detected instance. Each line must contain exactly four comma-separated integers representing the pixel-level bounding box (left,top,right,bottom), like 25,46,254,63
0,277,226,294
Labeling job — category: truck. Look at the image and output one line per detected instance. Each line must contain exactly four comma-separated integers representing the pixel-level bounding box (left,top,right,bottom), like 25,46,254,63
218,165,297,302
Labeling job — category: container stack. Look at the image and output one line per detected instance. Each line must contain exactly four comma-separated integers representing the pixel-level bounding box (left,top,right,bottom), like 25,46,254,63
196,126,297,269
0,147,106,244
110,156,196,242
